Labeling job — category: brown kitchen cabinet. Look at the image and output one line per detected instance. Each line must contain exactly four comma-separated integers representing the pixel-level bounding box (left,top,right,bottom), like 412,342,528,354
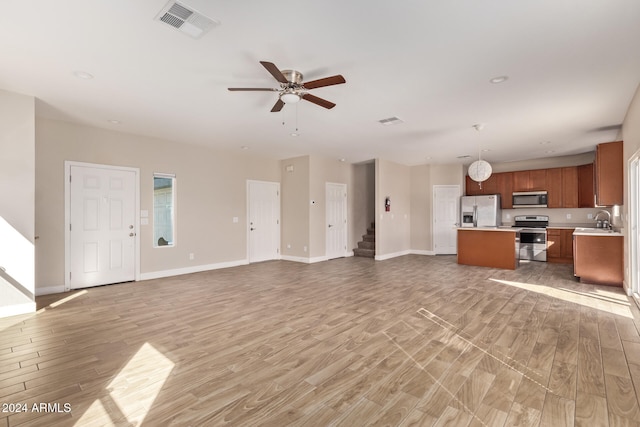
547,228,575,264
513,169,546,192
465,173,497,196
545,167,578,208
562,167,579,208
496,172,513,209
595,141,623,206
578,163,595,208
574,234,623,286
546,168,563,208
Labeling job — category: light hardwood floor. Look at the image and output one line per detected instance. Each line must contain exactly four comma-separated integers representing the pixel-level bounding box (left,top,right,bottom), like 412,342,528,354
2,255,640,426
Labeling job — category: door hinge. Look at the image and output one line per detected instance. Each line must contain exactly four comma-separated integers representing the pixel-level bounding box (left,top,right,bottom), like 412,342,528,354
70,224,72,231
277,248,279,253
69,272,72,280
70,175,72,183
277,219,279,225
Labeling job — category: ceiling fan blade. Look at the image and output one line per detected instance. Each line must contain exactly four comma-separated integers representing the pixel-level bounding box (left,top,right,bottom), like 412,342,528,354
271,98,285,112
303,75,346,90
302,93,336,109
228,88,278,91
260,61,288,84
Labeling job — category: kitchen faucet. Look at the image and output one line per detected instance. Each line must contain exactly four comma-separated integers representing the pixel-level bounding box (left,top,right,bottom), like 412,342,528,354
594,210,611,229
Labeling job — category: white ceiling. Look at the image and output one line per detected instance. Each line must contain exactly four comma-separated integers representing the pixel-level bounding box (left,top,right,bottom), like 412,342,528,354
1,0,639,165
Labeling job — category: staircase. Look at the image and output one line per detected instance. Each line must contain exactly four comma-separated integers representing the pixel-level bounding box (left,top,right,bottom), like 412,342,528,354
353,222,375,258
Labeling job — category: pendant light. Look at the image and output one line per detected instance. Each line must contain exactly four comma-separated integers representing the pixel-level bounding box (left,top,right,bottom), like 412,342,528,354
468,124,492,186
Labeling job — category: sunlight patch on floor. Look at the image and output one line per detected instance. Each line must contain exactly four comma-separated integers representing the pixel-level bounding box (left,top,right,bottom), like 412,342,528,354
490,278,632,318
47,290,88,308
75,342,175,426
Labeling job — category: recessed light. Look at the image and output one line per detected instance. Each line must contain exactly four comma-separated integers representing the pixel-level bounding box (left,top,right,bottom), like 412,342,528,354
241,146,249,150
290,133,299,137
339,158,346,162
545,150,555,154
481,149,491,152
489,75,508,84
73,70,94,79
539,141,551,145
108,119,121,124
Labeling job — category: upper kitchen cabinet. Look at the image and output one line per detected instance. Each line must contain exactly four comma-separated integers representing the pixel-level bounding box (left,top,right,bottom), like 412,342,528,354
595,141,623,206
546,168,563,208
562,167,579,208
546,167,579,208
513,169,546,192
465,173,497,196
496,172,513,209
578,163,595,208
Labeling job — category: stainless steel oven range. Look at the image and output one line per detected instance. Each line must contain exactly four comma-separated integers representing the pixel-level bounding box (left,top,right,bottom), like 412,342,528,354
513,215,549,262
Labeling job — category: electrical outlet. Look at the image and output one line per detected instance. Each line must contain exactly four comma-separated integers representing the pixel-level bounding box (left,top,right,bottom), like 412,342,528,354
303,246,307,252
189,253,194,260
566,213,572,220
587,213,593,219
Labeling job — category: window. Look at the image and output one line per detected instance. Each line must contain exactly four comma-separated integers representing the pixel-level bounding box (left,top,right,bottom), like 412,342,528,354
153,173,175,247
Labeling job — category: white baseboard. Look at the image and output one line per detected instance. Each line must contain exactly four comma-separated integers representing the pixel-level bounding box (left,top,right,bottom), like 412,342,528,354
0,302,36,318
280,255,328,264
140,259,249,281
36,286,66,296
410,250,436,256
375,250,412,261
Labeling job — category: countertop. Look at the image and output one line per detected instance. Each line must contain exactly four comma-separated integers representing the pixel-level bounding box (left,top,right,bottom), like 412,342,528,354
458,226,519,232
573,227,623,236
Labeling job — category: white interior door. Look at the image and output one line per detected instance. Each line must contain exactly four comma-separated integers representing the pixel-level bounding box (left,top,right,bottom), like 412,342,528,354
433,185,461,254
326,183,347,259
68,164,137,289
248,180,280,263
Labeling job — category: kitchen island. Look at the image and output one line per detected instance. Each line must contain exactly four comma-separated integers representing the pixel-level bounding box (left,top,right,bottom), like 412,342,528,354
457,227,520,270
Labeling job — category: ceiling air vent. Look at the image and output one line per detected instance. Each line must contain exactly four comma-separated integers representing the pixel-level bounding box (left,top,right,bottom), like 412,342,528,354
155,0,220,39
378,117,404,126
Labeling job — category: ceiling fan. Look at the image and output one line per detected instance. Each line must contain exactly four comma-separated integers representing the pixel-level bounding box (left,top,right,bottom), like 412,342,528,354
228,61,346,112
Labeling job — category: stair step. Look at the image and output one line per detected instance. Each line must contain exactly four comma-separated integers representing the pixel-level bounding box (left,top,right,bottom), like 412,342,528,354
358,241,375,250
367,228,375,234
362,235,375,242
353,248,375,258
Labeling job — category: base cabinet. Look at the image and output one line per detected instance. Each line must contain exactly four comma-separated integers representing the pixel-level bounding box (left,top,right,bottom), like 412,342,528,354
547,228,575,264
573,234,623,286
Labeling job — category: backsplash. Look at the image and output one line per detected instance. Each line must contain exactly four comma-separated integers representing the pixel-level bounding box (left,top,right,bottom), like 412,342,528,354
501,207,615,227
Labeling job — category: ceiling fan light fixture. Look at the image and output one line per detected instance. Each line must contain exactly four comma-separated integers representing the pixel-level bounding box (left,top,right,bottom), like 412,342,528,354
280,92,301,104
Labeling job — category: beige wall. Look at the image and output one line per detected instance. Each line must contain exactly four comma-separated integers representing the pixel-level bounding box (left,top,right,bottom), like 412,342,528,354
1,90,35,240
489,152,595,173
376,159,411,257
280,156,310,258
35,118,280,290
280,155,352,260
0,90,35,313
410,164,431,252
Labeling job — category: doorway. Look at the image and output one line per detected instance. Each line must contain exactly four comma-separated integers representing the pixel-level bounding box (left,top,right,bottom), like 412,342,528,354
326,182,348,259
65,162,139,290
630,154,639,301
247,180,281,263
433,185,461,254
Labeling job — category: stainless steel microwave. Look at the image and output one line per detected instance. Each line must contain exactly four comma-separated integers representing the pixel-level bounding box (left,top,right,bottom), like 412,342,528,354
512,191,548,208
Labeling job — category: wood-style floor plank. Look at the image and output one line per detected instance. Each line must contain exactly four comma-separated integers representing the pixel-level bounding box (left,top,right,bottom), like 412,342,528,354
1,255,639,426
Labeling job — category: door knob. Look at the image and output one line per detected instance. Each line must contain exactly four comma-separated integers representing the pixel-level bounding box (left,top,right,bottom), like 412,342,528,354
328,224,333,228
129,232,136,237
250,227,255,231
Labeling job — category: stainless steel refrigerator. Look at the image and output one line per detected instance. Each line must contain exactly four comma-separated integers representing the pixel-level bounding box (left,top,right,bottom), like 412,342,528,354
460,194,502,227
